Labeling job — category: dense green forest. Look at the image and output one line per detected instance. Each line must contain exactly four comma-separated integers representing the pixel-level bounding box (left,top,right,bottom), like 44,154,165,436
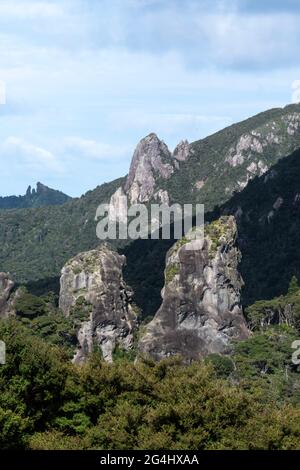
1,278,300,450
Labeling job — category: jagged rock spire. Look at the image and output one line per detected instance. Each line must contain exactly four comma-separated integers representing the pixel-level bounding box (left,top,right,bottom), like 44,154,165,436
124,133,174,204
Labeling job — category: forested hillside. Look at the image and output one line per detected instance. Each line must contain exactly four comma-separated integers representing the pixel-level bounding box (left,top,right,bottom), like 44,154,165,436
0,182,71,209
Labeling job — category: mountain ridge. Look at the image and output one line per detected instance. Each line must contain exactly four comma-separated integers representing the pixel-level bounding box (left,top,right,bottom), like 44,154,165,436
1,102,300,300
0,182,71,209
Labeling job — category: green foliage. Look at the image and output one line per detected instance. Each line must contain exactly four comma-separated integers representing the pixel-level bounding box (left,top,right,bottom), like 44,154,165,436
205,354,235,378
0,320,71,449
69,296,93,326
0,318,300,450
165,263,180,284
112,344,136,363
246,279,300,330
2,105,300,450
289,276,300,295
205,218,228,255
14,290,78,356
15,291,47,318
233,325,298,380
19,312,77,358
0,177,124,286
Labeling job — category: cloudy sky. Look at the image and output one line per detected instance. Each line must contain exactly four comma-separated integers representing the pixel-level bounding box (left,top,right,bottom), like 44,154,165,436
0,0,300,197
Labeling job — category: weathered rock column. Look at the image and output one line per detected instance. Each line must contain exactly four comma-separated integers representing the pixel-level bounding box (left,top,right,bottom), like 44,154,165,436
59,245,137,363
138,216,249,362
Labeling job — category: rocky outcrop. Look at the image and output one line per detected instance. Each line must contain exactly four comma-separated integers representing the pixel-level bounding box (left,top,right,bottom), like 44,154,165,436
225,112,300,193
124,133,174,204
173,140,191,161
109,133,175,213
59,245,137,363
138,216,249,362
0,273,14,317
107,133,175,230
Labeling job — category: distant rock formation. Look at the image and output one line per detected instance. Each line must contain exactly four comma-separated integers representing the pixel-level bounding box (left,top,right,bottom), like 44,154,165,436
59,244,137,363
0,273,14,317
138,216,249,361
0,182,71,209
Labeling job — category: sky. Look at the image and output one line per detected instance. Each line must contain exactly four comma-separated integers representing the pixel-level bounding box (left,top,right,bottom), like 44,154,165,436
0,0,300,197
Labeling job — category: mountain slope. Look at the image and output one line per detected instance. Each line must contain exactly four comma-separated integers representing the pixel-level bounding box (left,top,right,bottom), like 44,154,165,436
124,146,300,318
1,103,300,295
215,146,300,306
159,103,300,210
0,178,124,285
0,182,71,209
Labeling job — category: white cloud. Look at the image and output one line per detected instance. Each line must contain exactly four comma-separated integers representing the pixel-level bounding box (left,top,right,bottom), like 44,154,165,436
0,1,63,19
1,0,300,197
2,137,63,173
107,111,233,144
63,137,130,160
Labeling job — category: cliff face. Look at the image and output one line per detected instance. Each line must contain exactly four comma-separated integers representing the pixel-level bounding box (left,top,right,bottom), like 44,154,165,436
138,216,249,361
109,133,176,216
59,245,137,363
0,273,14,317
124,133,175,204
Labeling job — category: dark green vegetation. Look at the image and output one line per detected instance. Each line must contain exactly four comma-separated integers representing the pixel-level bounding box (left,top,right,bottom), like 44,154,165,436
122,238,174,316
215,146,300,306
159,103,300,209
1,279,300,449
0,182,71,209
245,277,300,330
13,289,77,358
1,316,300,450
0,177,124,285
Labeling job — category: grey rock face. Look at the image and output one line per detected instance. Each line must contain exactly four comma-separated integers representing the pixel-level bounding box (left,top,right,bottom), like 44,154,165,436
59,245,137,363
173,140,191,161
0,273,14,317
124,133,174,204
138,216,249,362
108,133,175,223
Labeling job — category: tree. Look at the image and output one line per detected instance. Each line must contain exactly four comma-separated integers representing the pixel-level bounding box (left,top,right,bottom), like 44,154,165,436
288,276,300,295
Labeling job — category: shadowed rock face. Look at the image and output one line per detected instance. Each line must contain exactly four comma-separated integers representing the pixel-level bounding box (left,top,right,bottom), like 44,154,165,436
59,245,137,363
0,273,14,317
138,216,249,362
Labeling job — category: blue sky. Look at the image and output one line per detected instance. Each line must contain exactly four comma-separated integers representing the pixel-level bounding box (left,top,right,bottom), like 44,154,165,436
0,0,300,197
